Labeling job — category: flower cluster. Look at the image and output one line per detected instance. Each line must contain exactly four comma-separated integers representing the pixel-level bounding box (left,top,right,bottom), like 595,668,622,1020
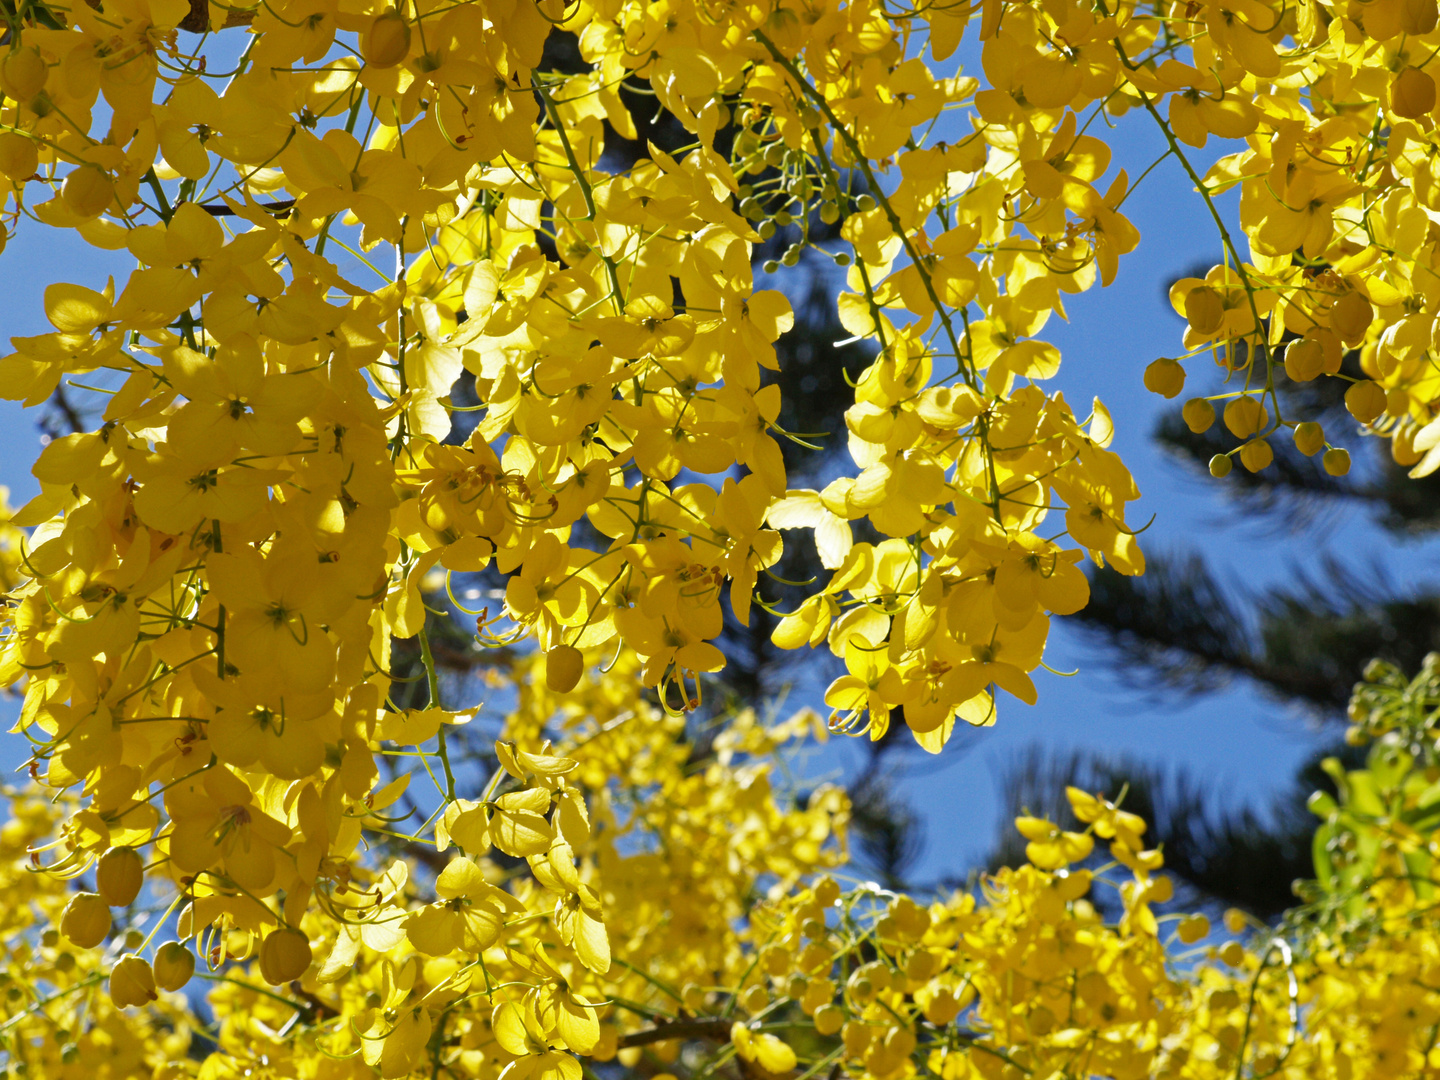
0,0,1437,1073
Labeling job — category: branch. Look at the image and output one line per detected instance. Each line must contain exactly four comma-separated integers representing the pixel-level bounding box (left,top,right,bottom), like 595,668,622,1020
618,1019,732,1048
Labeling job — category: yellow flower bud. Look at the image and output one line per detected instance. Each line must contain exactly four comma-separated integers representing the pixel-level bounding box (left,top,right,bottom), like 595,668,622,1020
1323,447,1351,476
904,950,937,982
258,927,312,985
1181,398,1215,434
760,945,789,976
61,166,114,218
1183,286,1225,335
1239,438,1272,473
1391,67,1436,118
813,1003,844,1035
154,941,195,991
848,974,873,1003
1177,914,1210,944
814,876,840,907
61,892,112,948
110,954,158,1009
1219,941,1245,967
3,48,48,100
922,989,961,1025
1330,291,1373,345
363,10,412,68
841,1021,873,1057
1143,357,1185,399
1293,421,1325,457
1222,396,1267,438
1345,380,1386,424
1146,874,1174,903
0,132,37,181
1283,338,1324,383
739,983,769,1014
545,644,583,693
97,847,144,907
1209,454,1233,478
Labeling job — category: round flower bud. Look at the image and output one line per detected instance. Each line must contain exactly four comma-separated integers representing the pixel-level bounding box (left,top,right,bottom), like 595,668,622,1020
1239,438,1273,473
0,132,38,181
1209,454,1233,478
1181,398,1215,434
60,892,111,949
1223,396,1267,438
1345,380,1386,424
1386,386,1409,417
1391,66,1436,118
904,950,937,982
1177,914,1210,944
1330,291,1373,345
109,955,157,1009
258,927,312,986
1283,337,1325,382
154,941,195,991
61,166,114,218
97,847,144,907
1323,447,1352,476
1183,286,1225,335
3,48,49,100
363,10,412,68
923,989,962,1025
739,983,769,1013
841,1021,873,1057
1293,421,1325,457
1143,357,1185,399
545,644,583,693
814,876,840,906
813,1003,844,1035
760,945,789,976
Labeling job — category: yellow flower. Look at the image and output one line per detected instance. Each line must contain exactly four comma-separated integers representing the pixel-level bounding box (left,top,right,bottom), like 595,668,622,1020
166,767,292,894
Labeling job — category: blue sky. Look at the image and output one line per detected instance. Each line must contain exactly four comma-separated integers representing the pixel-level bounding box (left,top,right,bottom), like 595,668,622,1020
1,86,1435,888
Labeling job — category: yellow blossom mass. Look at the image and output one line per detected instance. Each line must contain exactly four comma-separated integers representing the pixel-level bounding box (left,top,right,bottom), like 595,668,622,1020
0,0,1436,1073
